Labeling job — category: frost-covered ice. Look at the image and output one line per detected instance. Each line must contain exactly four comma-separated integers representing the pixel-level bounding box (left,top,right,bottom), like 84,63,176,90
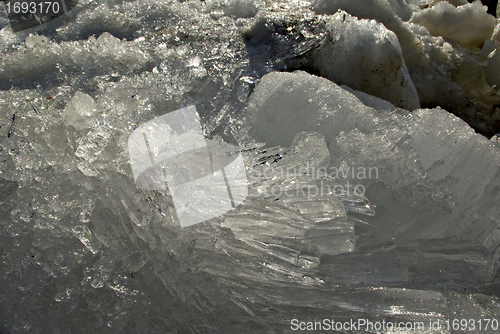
310,11,420,110
410,0,496,47
244,70,500,247
1,0,500,333
312,0,500,137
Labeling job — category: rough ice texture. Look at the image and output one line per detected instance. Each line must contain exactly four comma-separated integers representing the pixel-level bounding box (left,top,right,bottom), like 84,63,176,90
431,0,469,6
0,32,153,90
410,0,496,47
310,12,420,110
245,71,378,148
62,91,98,130
341,85,397,112
223,131,360,264
314,0,409,22
411,32,500,136
312,0,500,137
1,0,500,332
481,39,500,88
313,0,421,59
492,22,500,42
386,0,413,20
244,70,500,250
224,0,258,18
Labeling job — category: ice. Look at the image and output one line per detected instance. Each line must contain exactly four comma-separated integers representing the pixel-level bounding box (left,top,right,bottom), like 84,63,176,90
410,0,497,47
2,0,500,332
312,0,422,60
216,130,361,265
0,32,153,90
482,39,500,88
224,0,258,18
493,23,500,41
62,91,98,130
435,0,469,6
408,29,500,137
314,0,409,22
310,11,420,109
311,0,500,137
244,70,379,148
243,70,500,250
341,85,398,112
75,118,111,163
386,0,413,21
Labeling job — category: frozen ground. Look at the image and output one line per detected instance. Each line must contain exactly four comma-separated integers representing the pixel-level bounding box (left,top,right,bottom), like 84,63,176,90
1,0,500,333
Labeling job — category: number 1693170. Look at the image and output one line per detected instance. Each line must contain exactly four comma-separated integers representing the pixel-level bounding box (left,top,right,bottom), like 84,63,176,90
5,2,60,14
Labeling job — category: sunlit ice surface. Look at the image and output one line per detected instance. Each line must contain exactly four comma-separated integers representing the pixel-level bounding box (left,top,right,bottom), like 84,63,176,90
1,0,500,333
